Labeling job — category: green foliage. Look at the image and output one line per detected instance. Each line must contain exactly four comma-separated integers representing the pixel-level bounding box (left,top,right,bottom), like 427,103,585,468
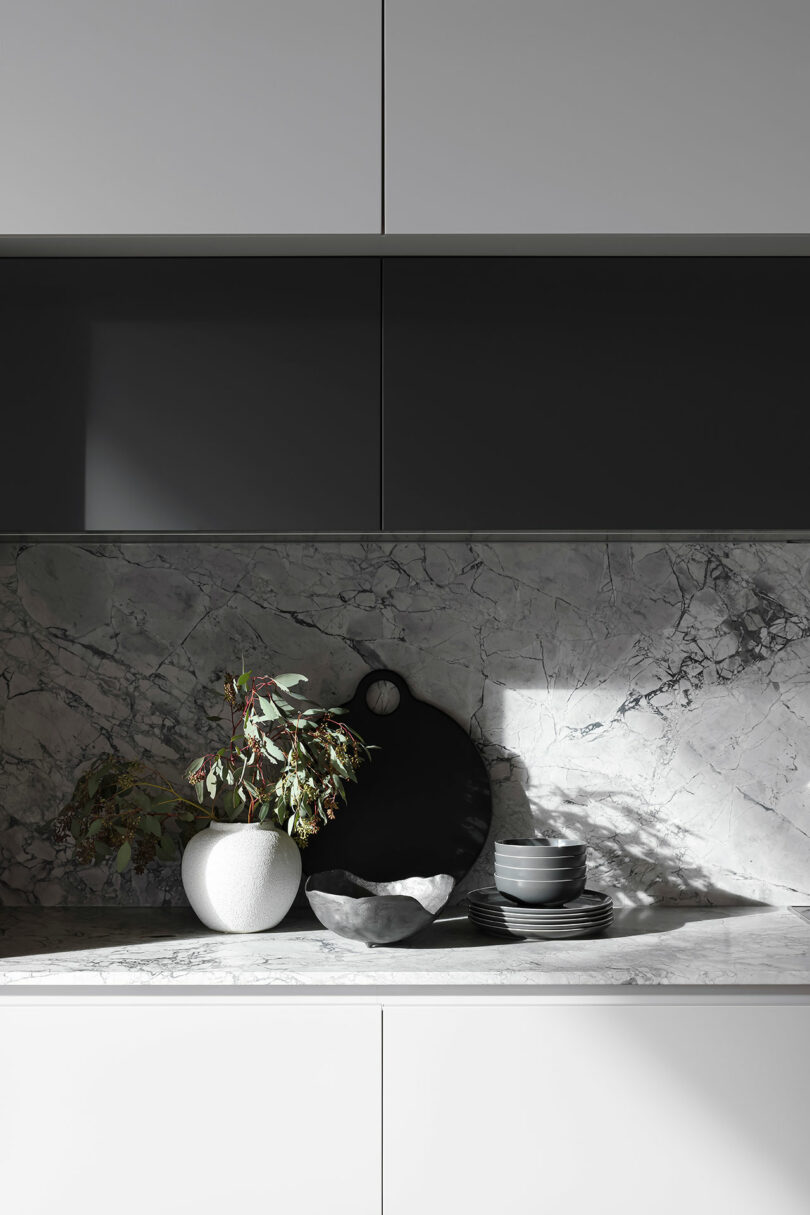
53,754,203,875
190,671,373,844
55,669,375,875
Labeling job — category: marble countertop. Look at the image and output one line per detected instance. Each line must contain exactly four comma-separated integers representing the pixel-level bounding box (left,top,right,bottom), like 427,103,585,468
1,905,809,988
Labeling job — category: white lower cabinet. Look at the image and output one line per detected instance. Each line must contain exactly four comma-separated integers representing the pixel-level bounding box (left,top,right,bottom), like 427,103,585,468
0,999,381,1215
3,996,808,1215
383,1002,810,1215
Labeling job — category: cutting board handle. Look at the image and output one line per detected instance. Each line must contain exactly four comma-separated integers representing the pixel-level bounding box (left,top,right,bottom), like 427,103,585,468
349,668,412,711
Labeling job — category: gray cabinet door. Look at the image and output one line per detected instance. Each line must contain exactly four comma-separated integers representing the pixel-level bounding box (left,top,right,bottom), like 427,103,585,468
386,0,810,234
1,258,381,531
0,1,381,234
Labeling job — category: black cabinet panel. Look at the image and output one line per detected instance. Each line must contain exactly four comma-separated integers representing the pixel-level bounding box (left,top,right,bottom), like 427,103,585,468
0,259,380,531
383,258,810,530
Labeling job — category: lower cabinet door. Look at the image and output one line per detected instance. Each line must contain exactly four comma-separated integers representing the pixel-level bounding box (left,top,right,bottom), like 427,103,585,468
383,1002,810,1215
0,999,381,1215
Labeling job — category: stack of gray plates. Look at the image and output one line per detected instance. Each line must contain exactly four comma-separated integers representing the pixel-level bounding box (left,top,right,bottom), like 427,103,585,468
467,888,614,939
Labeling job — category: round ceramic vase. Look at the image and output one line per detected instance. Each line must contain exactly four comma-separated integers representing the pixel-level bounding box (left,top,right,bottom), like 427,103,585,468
181,821,301,933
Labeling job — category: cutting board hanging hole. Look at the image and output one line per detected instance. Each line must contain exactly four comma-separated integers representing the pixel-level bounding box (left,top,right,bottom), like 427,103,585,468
366,679,401,715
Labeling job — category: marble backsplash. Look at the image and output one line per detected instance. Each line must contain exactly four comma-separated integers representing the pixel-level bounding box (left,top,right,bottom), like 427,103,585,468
1,540,810,908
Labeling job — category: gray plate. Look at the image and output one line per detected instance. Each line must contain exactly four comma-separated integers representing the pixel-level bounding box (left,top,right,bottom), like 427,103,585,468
468,887,611,914
469,906,614,925
470,915,613,933
471,918,613,940
470,910,613,928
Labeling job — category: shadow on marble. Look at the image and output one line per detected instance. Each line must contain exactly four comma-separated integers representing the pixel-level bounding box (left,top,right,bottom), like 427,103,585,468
395,910,683,949
400,905,773,950
0,908,206,958
0,907,327,958
401,913,505,950
600,906,768,939
491,761,769,908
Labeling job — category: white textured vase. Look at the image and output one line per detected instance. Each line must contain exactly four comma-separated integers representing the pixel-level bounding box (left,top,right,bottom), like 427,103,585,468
181,822,302,933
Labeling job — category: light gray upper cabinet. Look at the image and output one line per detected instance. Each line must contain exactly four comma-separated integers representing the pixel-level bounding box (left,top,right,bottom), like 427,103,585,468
0,1,381,234
385,0,810,234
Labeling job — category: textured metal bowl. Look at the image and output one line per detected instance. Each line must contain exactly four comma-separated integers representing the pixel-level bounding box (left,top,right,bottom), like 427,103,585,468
494,872,587,905
305,870,455,945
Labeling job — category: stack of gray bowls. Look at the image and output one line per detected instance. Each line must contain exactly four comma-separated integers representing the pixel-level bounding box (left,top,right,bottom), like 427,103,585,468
495,837,587,905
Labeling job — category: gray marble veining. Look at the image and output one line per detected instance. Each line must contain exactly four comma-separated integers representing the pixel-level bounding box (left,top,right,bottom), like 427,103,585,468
2,540,810,907
0,906,808,987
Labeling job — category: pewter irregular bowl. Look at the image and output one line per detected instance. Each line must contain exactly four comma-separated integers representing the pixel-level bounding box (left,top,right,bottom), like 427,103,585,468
305,870,455,945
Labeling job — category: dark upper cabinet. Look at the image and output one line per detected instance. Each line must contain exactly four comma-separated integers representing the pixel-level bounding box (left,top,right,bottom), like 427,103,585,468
0,259,381,531
382,257,810,531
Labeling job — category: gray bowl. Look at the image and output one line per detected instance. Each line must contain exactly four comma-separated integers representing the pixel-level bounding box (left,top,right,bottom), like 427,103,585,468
494,860,586,878
494,872,587,905
305,870,455,945
492,853,588,871
495,837,586,861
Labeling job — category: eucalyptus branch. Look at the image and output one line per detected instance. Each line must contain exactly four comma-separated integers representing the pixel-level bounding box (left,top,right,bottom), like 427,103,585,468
56,668,375,875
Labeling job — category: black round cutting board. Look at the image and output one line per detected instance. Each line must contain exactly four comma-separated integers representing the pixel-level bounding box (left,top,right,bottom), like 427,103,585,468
302,670,492,884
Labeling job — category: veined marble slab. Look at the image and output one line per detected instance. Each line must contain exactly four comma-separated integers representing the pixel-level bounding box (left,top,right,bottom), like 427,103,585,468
0,907,809,988
3,540,810,907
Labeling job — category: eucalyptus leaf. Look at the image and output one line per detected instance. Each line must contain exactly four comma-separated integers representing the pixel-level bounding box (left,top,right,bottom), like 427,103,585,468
157,835,176,861
116,841,131,872
257,696,280,721
186,757,205,780
262,738,286,762
131,787,152,813
273,674,307,690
